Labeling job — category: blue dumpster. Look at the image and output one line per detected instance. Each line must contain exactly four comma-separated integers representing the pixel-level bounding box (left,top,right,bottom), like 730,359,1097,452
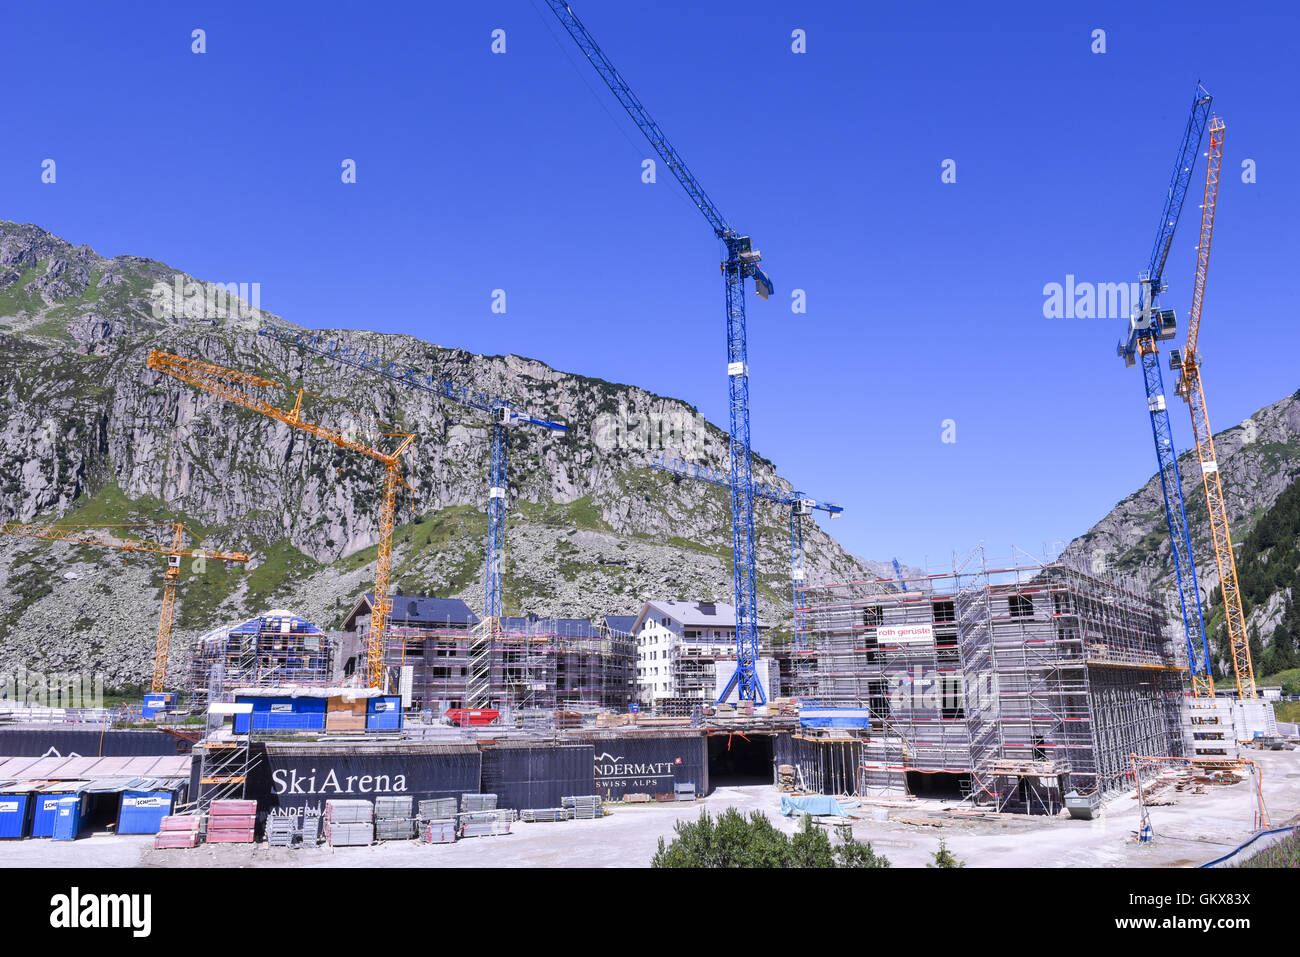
142,692,177,719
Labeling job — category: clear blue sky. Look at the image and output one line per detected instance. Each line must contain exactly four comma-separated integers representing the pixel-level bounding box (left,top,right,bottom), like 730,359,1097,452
3,1,1297,571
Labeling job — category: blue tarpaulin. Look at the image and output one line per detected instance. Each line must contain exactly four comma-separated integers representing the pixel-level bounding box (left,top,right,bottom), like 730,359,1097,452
780,795,859,817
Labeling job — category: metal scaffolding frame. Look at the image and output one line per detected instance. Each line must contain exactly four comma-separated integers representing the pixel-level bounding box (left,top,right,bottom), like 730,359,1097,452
800,548,1189,812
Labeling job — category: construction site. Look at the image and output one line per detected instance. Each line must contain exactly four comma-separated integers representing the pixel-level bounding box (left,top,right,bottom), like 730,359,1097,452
1,6,1297,877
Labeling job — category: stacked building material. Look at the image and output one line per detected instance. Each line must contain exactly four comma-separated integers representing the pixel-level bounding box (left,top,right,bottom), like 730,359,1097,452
460,811,512,838
460,793,498,812
153,815,200,849
778,765,796,792
423,819,457,843
520,807,571,823
374,796,415,840
418,798,458,820
325,799,374,847
562,795,603,819
673,782,697,801
206,799,257,844
301,810,322,847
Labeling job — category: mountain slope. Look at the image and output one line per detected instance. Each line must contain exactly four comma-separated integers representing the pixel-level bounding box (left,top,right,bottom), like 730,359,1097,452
1062,388,1300,679
0,221,897,687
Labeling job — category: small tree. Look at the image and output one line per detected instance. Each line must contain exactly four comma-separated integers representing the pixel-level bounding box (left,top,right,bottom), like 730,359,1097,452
833,825,891,868
927,838,966,868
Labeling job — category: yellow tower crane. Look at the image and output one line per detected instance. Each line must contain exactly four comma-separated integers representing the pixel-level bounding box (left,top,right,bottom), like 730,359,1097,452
145,350,413,691
0,521,250,693
1171,115,1258,700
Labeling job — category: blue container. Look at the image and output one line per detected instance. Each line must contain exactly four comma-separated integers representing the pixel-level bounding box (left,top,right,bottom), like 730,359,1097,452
366,696,404,731
0,792,31,839
32,793,83,838
234,696,328,733
51,796,83,841
116,789,176,835
142,692,177,720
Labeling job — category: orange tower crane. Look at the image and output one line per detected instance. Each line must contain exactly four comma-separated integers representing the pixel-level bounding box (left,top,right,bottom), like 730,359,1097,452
1169,116,1258,700
145,349,413,690
0,521,250,692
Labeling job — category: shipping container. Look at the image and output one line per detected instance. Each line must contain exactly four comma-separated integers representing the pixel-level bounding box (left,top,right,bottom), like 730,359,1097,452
0,792,31,839
587,734,708,801
366,696,404,731
0,728,191,757
480,743,594,811
234,695,328,733
141,692,177,720
248,742,481,828
32,792,84,838
116,789,177,835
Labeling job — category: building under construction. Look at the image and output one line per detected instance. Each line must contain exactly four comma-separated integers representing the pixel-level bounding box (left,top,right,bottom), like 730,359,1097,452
188,612,337,711
344,594,635,713
797,548,1192,813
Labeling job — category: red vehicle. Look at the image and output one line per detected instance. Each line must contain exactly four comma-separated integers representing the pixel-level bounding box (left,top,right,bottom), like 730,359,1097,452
446,708,500,727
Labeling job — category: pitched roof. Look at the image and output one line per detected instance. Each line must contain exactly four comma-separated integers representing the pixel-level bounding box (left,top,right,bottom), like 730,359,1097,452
603,615,639,636
345,594,479,630
634,600,771,631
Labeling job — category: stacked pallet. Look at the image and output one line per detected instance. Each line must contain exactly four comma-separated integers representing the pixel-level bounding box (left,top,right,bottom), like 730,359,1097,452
423,819,457,844
419,798,458,820
460,811,512,838
325,799,374,847
520,807,571,823
301,810,322,847
206,799,257,844
153,815,200,849
374,796,415,841
562,795,603,820
461,793,498,812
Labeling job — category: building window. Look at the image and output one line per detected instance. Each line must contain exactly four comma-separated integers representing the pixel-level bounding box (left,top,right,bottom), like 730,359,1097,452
863,606,882,627
1009,594,1034,619
933,600,955,623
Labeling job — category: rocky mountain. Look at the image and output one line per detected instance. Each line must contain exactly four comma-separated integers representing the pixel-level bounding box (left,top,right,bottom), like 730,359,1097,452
0,221,899,688
1061,388,1300,680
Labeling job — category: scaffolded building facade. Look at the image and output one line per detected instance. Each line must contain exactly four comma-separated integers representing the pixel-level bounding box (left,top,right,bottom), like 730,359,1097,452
189,612,336,710
800,549,1189,813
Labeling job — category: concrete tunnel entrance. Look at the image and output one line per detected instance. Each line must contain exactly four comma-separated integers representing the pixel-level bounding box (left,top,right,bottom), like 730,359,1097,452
708,732,775,788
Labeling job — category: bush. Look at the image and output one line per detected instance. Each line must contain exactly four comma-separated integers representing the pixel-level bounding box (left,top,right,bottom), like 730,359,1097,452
651,808,890,869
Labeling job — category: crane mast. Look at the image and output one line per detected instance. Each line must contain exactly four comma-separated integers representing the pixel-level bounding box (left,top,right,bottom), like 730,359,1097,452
146,350,412,690
1172,116,1257,699
548,1,775,702
1116,84,1215,697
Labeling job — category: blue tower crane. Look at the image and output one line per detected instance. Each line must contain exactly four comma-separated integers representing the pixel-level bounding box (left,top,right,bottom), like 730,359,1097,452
547,1,775,703
257,323,568,620
1115,83,1215,697
892,557,908,593
649,457,842,654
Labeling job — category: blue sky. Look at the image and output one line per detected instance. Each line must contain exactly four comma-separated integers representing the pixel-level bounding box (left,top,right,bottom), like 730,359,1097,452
3,1,1297,571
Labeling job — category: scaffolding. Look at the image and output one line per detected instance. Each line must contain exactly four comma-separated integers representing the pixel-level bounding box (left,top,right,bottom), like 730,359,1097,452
376,616,635,713
189,613,336,710
801,548,1189,812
